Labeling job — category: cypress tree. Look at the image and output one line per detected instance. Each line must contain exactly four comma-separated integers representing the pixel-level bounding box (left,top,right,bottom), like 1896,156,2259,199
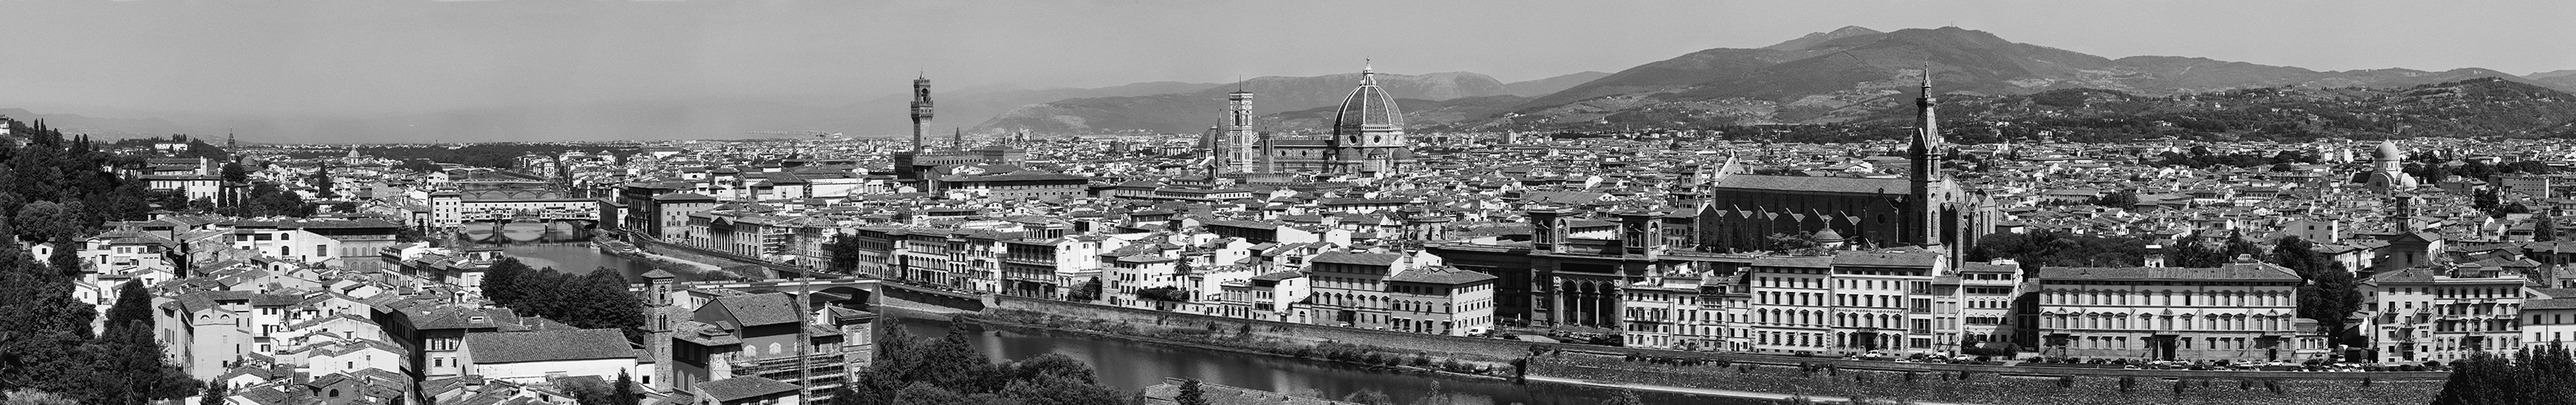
106,280,153,329
1175,380,1206,405
199,381,228,405
611,371,639,405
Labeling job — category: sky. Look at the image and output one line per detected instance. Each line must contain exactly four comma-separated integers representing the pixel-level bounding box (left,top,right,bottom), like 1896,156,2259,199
1,0,2571,141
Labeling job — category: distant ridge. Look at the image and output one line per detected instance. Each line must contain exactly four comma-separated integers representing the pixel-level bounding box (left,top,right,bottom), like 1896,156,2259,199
1475,26,2569,131
1503,72,1613,97
974,71,1510,134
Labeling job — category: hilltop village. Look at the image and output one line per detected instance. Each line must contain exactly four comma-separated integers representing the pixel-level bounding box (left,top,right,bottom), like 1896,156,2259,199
12,67,2576,405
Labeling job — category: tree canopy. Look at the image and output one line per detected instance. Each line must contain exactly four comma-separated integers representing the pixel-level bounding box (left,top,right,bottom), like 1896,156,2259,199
479,257,646,333
831,327,1126,405
2434,345,2576,404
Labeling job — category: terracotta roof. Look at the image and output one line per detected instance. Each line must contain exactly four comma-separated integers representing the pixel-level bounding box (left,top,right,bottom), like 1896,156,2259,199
1708,174,1911,194
1310,251,1404,266
695,376,801,402
2038,262,2300,282
2528,298,2576,310
1830,249,1941,268
462,329,638,364
708,293,805,327
1388,266,1497,285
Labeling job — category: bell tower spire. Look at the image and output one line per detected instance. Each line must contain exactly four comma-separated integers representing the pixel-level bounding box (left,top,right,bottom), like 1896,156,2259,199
1907,64,1945,248
1226,79,1256,173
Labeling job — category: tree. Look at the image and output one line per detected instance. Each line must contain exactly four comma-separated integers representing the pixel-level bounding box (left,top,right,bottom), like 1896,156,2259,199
12,202,75,244
848,326,1132,405
239,182,312,218
2169,241,2225,268
311,166,339,200
198,381,227,405
2433,346,2576,404
2540,215,2561,242
997,374,1122,405
1764,232,1818,254
563,271,645,331
2092,191,2140,208
2218,232,2264,262
219,163,248,184
822,388,865,405
2,391,79,405
1596,391,1644,405
1968,229,2153,271
105,280,153,329
0,242,100,397
823,234,864,274
1175,380,1207,405
1066,278,1103,301
889,383,967,405
2269,237,2330,279
610,371,639,405
1340,389,1393,405
89,322,200,405
482,257,533,305
1001,354,1098,385
2301,269,2365,335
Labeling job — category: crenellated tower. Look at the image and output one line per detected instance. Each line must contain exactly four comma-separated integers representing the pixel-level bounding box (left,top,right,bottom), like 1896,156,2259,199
894,75,936,183
911,75,933,153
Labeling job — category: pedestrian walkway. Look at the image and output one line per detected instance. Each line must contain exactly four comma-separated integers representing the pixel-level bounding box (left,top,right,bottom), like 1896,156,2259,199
1521,375,1979,405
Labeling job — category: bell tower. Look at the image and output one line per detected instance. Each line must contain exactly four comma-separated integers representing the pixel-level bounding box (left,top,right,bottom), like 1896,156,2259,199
895,75,936,183
1907,66,1945,248
1227,85,1256,173
911,75,934,153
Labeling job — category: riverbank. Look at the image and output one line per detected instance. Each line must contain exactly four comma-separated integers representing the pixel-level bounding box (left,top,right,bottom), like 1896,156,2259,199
1524,375,1959,405
974,296,2447,404
958,309,1990,405
957,309,1517,380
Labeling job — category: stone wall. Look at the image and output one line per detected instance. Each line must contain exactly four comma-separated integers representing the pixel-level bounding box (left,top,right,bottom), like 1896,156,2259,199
990,295,1529,360
989,296,2452,381
1532,352,2446,405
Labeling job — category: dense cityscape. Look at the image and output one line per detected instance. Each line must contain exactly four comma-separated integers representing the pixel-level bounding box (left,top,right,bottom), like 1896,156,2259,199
9,2,2576,405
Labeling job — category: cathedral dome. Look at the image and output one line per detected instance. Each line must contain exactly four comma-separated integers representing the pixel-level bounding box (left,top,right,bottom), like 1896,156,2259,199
1331,66,1407,139
2375,140,2403,163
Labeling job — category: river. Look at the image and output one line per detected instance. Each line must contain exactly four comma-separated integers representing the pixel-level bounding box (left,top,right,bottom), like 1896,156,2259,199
499,242,718,283
511,245,1750,404
887,316,1758,405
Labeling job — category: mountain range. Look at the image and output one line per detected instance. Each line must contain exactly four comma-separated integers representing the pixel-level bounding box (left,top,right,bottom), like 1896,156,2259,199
11,26,2576,142
1467,26,2576,131
971,71,1516,134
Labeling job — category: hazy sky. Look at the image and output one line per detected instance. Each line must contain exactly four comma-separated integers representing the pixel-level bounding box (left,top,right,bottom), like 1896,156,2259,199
2,0,2571,134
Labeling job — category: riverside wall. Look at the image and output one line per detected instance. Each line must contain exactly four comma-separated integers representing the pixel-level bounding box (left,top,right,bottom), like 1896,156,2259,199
987,295,2451,404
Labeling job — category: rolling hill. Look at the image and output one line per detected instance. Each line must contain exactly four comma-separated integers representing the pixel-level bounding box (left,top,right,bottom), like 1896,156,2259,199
1855,78,2576,143
1260,95,1532,133
1478,27,2567,131
974,71,1511,134
1503,72,1613,97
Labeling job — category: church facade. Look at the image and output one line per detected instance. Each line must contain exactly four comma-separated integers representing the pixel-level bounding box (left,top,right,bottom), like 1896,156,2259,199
1694,70,1996,260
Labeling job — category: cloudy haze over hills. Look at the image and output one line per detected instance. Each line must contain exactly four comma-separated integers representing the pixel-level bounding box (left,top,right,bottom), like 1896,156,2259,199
0,1,2571,142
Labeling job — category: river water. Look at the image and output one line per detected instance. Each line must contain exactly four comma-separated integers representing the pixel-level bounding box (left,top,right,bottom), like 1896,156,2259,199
887,316,1754,405
510,245,1749,404
499,242,716,283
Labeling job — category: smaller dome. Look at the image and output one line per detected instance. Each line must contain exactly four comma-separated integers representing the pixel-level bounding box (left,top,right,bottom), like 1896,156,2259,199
2376,140,2403,161
1813,228,1846,243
